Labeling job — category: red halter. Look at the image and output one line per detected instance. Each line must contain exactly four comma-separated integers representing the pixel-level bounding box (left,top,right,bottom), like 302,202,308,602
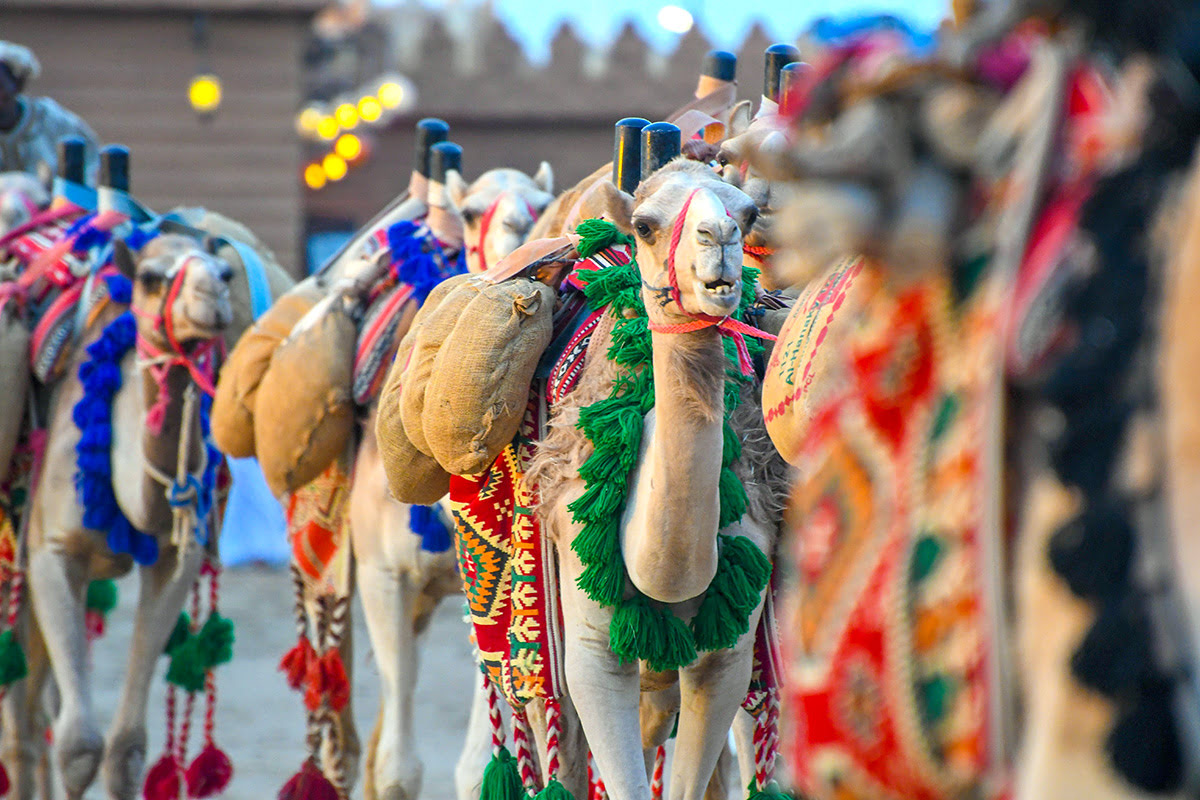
131,257,223,433
467,192,539,272
645,188,777,375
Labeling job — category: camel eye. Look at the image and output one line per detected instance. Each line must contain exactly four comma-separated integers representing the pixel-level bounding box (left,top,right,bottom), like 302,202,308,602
634,221,654,241
139,272,165,290
717,152,731,167
744,209,758,230
461,209,479,225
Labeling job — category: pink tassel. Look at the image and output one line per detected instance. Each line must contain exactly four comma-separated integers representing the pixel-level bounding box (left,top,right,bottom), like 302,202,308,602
0,759,10,796
186,743,232,798
280,636,315,692
143,752,182,800
277,760,339,800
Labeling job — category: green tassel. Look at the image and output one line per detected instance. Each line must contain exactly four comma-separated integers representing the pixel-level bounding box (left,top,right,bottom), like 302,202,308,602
165,634,208,692
480,746,525,800
567,480,626,527
691,590,741,651
85,579,118,614
722,423,742,468
194,612,235,669
163,612,191,655
0,629,28,686
574,219,632,258
718,466,748,529
570,515,620,566
577,558,626,607
610,595,696,672
746,779,791,800
723,536,772,592
533,778,576,800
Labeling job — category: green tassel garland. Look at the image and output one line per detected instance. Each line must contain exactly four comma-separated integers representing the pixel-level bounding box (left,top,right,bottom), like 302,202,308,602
568,219,772,672
480,746,525,800
746,779,792,800
164,612,191,655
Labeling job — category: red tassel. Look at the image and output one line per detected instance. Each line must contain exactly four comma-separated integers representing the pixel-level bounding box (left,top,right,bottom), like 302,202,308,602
186,743,232,798
280,636,315,692
320,650,350,713
0,759,11,795
302,652,326,711
277,760,339,800
143,752,182,800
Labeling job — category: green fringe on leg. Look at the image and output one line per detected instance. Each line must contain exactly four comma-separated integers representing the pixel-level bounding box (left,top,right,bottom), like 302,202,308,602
85,579,118,614
577,558,626,607
533,778,576,800
610,595,696,672
746,779,792,800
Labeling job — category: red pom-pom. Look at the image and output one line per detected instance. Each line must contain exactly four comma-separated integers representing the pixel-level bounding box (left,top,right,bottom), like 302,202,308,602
277,760,339,800
319,650,349,713
302,650,326,711
85,610,106,641
186,743,233,798
0,758,11,795
279,636,315,692
143,752,182,800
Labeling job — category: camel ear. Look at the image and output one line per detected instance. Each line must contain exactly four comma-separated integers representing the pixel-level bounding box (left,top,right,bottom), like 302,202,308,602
728,100,753,137
445,170,469,210
597,181,634,231
534,161,554,194
112,239,138,281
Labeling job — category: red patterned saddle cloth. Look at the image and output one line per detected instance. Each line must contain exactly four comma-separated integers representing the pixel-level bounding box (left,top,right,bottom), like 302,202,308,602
778,260,1006,800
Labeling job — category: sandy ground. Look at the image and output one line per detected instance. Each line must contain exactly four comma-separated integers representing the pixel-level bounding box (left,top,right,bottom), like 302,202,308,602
85,565,477,799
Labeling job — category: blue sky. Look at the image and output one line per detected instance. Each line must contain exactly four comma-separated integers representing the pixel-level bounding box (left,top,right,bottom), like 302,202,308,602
383,0,951,62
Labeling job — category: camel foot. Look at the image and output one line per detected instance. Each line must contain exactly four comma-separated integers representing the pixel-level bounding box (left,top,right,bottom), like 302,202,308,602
101,727,146,800
371,749,423,800
54,719,103,799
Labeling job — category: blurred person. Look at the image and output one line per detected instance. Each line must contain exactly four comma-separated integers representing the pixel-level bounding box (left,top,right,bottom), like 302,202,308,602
0,41,98,179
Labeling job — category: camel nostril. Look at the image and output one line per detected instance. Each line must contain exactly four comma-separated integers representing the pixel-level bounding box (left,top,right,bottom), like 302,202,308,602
696,219,737,247
218,265,234,283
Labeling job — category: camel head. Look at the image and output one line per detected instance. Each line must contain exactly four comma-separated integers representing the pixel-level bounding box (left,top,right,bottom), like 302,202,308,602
114,233,234,345
446,163,554,272
0,171,48,238
631,159,758,321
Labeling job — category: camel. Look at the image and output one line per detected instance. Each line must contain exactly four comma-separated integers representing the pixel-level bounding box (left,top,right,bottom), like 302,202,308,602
258,159,554,800
9,232,234,800
527,158,788,800
753,11,1200,800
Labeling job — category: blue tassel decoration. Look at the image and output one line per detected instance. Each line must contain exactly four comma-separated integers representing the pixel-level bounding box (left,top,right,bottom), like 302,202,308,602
409,505,452,553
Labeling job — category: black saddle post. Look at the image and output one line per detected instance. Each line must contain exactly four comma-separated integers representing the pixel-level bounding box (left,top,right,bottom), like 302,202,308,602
613,118,649,195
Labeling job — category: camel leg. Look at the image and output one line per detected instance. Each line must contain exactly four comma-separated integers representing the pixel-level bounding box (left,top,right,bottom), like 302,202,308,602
455,676,490,800
358,558,423,800
640,683,680,777
101,542,203,800
524,693,587,799
28,543,102,799
669,637,756,800
731,709,757,790
558,573,648,800
2,597,53,800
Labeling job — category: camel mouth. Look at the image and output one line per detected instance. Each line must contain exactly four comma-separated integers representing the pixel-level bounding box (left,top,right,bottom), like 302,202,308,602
700,278,738,301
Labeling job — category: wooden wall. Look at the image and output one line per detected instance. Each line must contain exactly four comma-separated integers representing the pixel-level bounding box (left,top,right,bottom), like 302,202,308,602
0,7,313,274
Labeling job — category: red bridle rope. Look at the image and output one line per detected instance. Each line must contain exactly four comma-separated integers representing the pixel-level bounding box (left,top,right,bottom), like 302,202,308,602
131,259,223,433
467,192,539,272
645,189,776,375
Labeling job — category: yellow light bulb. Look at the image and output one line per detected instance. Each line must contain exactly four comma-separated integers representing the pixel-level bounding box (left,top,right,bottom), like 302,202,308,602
378,82,404,109
335,103,358,130
316,116,339,141
357,96,382,123
298,107,322,133
323,153,348,181
335,133,363,160
304,163,327,190
188,74,222,114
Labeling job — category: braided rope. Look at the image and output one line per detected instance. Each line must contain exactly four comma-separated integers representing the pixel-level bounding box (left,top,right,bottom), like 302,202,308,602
485,672,505,754
203,564,220,746
174,581,202,770
513,708,539,795
545,697,562,780
752,706,768,788
324,706,348,799
651,745,665,800
762,690,780,786
0,571,23,704
289,563,308,640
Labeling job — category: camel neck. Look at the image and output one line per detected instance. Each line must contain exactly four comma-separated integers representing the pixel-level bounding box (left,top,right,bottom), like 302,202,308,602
135,355,205,526
622,326,725,603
